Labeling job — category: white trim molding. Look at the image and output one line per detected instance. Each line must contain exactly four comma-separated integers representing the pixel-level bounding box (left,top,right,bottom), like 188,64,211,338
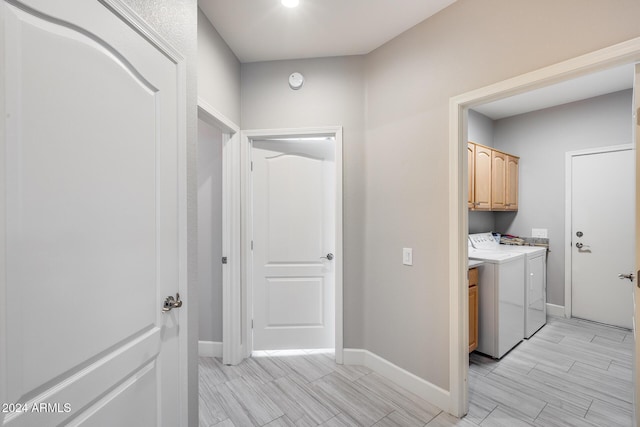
198,341,223,358
546,303,566,318
240,127,344,364
564,144,633,319
449,37,640,417
343,349,450,412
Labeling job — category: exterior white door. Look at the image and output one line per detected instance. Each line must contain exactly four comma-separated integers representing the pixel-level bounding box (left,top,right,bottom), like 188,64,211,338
1,1,186,426
251,139,335,350
571,148,635,329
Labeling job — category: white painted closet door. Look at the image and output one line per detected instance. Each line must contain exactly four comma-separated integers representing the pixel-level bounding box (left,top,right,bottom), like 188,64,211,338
1,1,184,426
571,149,634,329
252,140,335,350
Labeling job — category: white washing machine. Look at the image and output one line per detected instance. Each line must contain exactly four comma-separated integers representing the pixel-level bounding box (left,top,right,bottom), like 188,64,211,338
469,234,525,358
498,244,547,338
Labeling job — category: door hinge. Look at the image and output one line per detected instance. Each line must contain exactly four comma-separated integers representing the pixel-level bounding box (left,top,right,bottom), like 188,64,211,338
251,240,254,250
251,161,253,171
222,256,228,264
251,319,254,329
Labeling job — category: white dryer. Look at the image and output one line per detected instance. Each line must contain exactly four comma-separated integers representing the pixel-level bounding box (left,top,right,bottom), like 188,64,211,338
469,234,525,358
498,244,547,338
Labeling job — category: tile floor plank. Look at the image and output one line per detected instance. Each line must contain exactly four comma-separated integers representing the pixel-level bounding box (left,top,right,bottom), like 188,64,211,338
273,375,340,424
311,373,395,426
356,372,441,423
225,376,284,425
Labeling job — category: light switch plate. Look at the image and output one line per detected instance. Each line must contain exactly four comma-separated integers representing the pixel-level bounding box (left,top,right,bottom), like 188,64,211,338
532,228,548,238
403,248,413,266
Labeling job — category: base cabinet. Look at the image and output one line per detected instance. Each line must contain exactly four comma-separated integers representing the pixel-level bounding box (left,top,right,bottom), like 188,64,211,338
469,267,479,353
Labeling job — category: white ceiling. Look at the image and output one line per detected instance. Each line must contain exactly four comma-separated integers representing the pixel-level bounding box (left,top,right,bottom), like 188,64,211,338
473,64,634,120
198,0,458,63
199,1,634,119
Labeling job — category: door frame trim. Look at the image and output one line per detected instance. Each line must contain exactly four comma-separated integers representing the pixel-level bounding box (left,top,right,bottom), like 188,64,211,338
240,126,344,363
449,37,640,417
564,144,634,319
197,98,243,365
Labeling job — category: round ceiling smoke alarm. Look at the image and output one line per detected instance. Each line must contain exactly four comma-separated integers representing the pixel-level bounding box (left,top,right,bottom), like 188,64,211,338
288,72,304,90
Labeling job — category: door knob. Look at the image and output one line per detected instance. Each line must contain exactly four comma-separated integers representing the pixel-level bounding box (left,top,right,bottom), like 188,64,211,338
576,242,583,249
321,253,334,261
618,273,635,282
162,293,183,312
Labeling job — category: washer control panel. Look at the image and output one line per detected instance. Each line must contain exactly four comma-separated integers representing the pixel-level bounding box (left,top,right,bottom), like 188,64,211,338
469,233,499,250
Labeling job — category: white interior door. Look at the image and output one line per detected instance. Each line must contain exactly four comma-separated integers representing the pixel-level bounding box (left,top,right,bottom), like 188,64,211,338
1,1,185,425
571,148,634,329
251,139,335,350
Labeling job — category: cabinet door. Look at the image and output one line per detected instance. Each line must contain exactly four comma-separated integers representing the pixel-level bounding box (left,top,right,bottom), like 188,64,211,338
506,156,519,210
468,143,475,209
491,150,506,210
469,284,478,353
474,145,492,210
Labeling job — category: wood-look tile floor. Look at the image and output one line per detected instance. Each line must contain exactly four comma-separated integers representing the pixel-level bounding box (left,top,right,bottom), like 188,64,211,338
199,316,633,426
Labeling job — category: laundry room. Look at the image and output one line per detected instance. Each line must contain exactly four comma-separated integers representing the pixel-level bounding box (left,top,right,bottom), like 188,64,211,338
465,64,635,424
468,64,634,327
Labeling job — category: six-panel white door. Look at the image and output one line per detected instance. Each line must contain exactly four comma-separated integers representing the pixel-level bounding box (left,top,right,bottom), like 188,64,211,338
571,148,634,329
1,1,185,425
251,139,335,350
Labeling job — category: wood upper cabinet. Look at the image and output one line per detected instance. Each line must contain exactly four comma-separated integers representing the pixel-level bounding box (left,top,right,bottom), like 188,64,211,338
468,141,519,212
491,150,506,210
474,144,492,210
506,155,519,210
468,143,475,209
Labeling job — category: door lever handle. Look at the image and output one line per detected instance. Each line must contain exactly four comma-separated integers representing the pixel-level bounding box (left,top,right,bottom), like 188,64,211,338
618,273,635,282
320,253,334,261
162,293,183,312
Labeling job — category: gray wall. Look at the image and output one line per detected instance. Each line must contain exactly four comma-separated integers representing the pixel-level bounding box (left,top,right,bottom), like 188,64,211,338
198,120,223,342
362,0,640,390
121,0,198,423
198,8,241,125
494,90,633,306
468,109,496,234
240,56,366,348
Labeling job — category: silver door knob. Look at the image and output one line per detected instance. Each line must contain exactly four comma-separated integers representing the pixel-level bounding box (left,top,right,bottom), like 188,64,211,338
321,253,334,261
618,273,635,282
162,293,183,312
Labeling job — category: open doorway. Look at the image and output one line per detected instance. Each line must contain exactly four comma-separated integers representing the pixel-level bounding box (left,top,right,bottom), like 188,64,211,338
197,115,224,358
197,101,242,365
240,127,344,363
448,39,640,420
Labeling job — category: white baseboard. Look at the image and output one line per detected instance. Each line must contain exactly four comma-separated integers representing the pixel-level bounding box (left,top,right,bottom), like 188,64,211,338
199,341,223,358
546,303,565,318
343,348,450,412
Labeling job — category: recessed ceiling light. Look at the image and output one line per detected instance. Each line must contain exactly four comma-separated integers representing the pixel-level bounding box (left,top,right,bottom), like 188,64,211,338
281,0,299,8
